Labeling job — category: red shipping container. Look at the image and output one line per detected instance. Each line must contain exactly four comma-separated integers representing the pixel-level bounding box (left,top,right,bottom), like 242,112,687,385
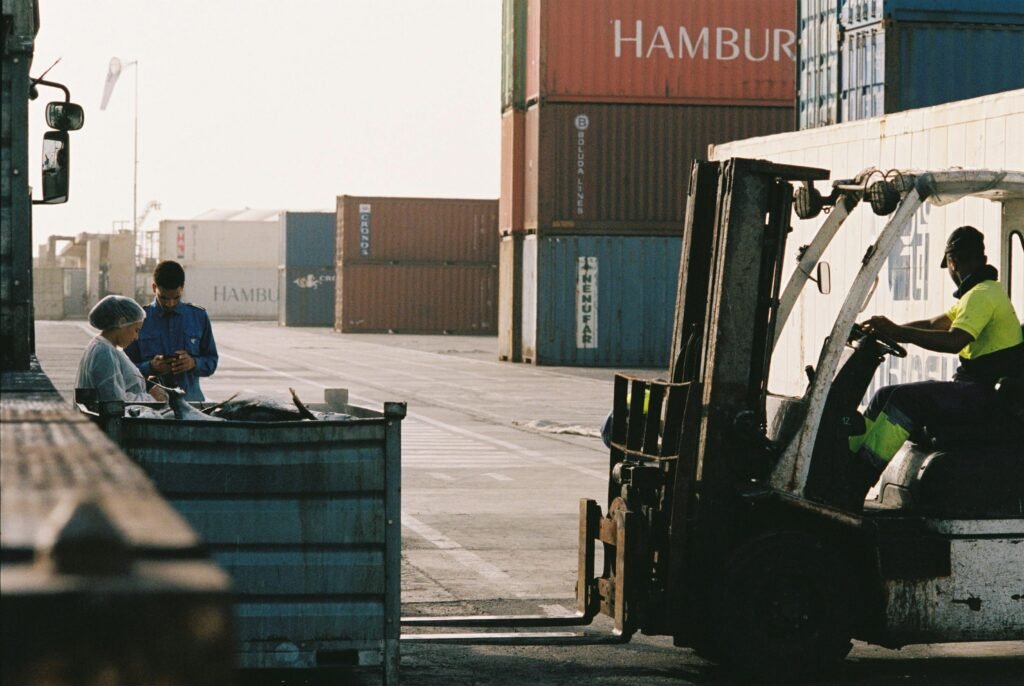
523,102,793,233
524,0,796,106
499,110,527,235
336,263,497,335
337,196,498,263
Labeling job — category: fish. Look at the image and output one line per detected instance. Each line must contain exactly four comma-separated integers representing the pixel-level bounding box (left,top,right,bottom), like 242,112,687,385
206,391,311,421
164,386,224,421
125,405,170,419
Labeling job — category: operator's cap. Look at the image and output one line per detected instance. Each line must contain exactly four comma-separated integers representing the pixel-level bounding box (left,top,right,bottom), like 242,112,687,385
939,225,985,268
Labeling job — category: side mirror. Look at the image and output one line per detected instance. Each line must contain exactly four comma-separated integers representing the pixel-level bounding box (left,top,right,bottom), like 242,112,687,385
39,131,70,204
46,101,85,131
815,262,832,295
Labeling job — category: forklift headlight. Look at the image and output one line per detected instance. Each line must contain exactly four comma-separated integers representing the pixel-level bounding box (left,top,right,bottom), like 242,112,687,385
794,185,824,220
868,180,901,216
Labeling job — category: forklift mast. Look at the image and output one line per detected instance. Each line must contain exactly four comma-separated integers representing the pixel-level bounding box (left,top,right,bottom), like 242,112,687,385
582,159,829,639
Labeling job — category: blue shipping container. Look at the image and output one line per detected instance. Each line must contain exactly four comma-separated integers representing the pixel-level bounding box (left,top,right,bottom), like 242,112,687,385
798,1,844,129
842,0,1024,28
522,235,682,367
280,212,337,326
840,17,1024,120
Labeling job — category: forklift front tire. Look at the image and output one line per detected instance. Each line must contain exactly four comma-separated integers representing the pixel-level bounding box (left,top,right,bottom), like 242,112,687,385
710,530,854,682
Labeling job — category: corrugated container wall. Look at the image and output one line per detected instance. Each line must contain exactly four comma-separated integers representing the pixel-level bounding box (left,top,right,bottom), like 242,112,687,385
502,0,528,111
280,212,336,327
337,264,497,335
184,266,278,320
842,0,1024,26
708,89,1024,397
522,0,797,106
798,1,843,128
498,234,523,361
500,109,526,234
840,17,1024,121
522,235,682,366
524,102,794,232
338,197,498,263
160,217,282,268
336,196,498,334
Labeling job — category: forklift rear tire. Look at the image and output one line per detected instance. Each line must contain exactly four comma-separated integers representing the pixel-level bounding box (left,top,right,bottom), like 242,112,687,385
710,530,853,682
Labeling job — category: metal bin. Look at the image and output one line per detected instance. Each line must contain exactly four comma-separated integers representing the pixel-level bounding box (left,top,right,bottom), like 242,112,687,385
85,391,405,683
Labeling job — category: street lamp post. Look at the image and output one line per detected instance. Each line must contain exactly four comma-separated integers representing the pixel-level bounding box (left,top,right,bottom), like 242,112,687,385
100,57,140,295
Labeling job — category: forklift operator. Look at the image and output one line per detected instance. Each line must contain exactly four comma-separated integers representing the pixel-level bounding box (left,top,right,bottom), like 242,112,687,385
849,225,1024,485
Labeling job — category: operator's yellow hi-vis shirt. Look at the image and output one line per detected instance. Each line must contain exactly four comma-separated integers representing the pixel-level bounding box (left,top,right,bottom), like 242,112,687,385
946,280,1023,358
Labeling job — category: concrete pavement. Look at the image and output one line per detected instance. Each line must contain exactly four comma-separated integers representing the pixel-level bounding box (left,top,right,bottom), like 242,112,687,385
35,320,1024,685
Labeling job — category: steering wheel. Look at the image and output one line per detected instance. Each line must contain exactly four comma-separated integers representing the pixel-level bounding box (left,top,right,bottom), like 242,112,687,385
849,323,908,358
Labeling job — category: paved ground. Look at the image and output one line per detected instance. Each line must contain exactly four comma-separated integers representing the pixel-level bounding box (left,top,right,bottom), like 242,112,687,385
36,320,1024,685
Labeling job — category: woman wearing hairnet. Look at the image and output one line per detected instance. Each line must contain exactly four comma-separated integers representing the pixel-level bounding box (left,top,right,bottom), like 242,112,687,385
76,295,168,403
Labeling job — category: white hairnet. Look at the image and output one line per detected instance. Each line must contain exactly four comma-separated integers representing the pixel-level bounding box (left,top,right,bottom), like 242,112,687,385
88,295,145,331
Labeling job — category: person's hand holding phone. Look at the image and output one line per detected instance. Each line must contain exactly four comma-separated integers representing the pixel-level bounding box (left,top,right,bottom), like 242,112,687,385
170,350,196,374
151,353,173,374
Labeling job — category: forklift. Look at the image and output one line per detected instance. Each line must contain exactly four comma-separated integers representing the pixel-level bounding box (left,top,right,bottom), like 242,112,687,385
405,159,1024,681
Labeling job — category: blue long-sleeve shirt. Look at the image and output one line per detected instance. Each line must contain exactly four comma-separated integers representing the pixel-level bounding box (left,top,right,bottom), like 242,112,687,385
125,300,218,400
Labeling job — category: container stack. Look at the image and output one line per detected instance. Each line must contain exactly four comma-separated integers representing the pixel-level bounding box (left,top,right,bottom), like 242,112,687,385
499,0,798,366
158,210,282,320
798,0,1024,128
334,196,498,334
798,1,844,128
279,212,336,327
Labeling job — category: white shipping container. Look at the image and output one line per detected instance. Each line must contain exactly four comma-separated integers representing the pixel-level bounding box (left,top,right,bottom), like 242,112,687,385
159,210,282,268
709,89,1024,398
178,266,279,320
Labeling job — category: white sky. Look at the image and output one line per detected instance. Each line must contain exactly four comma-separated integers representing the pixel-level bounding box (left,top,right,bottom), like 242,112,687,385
28,0,501,253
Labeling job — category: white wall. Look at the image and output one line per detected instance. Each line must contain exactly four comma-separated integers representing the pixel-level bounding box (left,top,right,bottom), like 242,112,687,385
710,89,1024,397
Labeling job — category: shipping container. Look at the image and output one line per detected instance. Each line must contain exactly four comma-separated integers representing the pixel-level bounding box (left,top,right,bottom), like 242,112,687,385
502,0,528,111
520,0,797,106
279,212,336,327
100,393,405,677
709,88,1024,397
840,17,1024,121
522,234,682,366
337,263,497,334
842,0,1024,28
159,210,282,268
182,266,278,320
337,196,498,263
498,234,523,361
797,1,843,128
524,102,793,232
499,109,526,234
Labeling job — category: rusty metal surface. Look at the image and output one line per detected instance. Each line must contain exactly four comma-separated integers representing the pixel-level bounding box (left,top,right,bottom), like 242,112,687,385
338,195,498,263
523,102,794,232
524,0,797,106
338,262,498,335
500,109,526,234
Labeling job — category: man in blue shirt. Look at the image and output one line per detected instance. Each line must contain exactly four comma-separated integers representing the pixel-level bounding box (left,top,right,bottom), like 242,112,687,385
125,260,218,401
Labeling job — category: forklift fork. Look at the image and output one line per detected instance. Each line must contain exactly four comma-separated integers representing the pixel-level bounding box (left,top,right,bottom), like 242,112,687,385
401,500,637,645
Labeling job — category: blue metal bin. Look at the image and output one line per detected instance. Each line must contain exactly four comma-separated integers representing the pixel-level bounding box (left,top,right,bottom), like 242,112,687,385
111,393,405,683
